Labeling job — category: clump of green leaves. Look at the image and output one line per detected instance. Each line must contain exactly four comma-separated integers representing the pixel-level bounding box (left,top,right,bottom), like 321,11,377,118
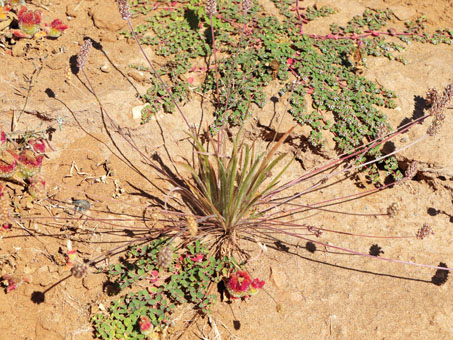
124,0,451,182
166,126,293,253
92,238,231,340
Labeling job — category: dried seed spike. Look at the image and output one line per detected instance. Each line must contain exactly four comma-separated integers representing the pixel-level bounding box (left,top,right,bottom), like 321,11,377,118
71,263,88,278
426,120,441,136
425,88,439,107
428,84,453,119
77,39,92,70
387,202,401,218
242,0,252,14
416,224,434,240
404,161,417,180
157,244,173,269
117,0,131,20
0,187,11,225
376,123,389,139
186,215,198,237
206,0,216,16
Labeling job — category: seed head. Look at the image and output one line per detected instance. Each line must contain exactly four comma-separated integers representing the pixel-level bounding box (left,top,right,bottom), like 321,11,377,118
425,84,453,136
426,119,442,136
425,88,439,107
206,0,216,16
77,39,92,70
117,0,131,20
186,215,198,237
387,202,401,218
71,263,88,278
404,161,417,180
376,123,389,140
307,225,322,237
157,245,173,269
416,224,434,240
428,84,452,118
242,0,252,14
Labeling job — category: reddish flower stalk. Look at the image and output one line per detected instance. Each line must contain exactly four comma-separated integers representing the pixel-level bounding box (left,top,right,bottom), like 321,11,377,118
305,29,444,41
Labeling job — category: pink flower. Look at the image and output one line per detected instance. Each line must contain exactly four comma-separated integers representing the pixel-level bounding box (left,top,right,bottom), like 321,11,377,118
47,18,67,38
150,270,159,283
17,6,42,37
1,131,5,144
2,274,17,292
227,271,265,298
227,271,252,297
17,150,44,179
287,57,294,65
29,139,46,153
190,254,204,262
187,77,194,84
139,316,154,336
0,160,16,177
251,278,265,289
1,223,12,232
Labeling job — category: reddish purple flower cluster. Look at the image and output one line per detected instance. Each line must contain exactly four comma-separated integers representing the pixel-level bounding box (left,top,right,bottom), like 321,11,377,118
4,5,67,39
226,271,265,298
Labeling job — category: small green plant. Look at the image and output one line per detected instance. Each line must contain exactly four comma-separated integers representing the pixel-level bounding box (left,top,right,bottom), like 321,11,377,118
92,238,232,340
123,0,451,183
66,1,453,338
0,3,67,39
0,130,48,198
171,126,293,255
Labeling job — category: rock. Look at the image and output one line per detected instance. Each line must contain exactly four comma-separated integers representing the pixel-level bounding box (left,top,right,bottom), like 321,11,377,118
90,4,126,32
66,4,78,18
128,70,147,83
82,273,104,290
11,40,28,57
270,267,287,288
100,63,110,73
132,104,147,120
391,6,416,21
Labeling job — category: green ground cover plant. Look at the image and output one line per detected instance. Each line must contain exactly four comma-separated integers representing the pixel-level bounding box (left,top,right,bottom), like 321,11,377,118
123,0,451,183
61,0,453,338
92,238,232,339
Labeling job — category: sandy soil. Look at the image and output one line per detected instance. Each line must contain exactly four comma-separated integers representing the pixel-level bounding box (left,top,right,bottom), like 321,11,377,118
0,0,452,339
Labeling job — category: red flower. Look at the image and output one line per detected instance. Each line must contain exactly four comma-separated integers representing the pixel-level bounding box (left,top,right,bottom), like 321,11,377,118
287,57,294,65
1,223,12,232
29,139,45,153
1,131,5,144
251,278,265,289
19,152,44,167
228,271,252,293
190,254,204,262
17,6,42,37
139,316,155,336
47,18,67,38
150,270,159,283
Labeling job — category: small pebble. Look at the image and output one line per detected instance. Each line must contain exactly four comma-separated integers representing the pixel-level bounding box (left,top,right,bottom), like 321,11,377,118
100,64,110,73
